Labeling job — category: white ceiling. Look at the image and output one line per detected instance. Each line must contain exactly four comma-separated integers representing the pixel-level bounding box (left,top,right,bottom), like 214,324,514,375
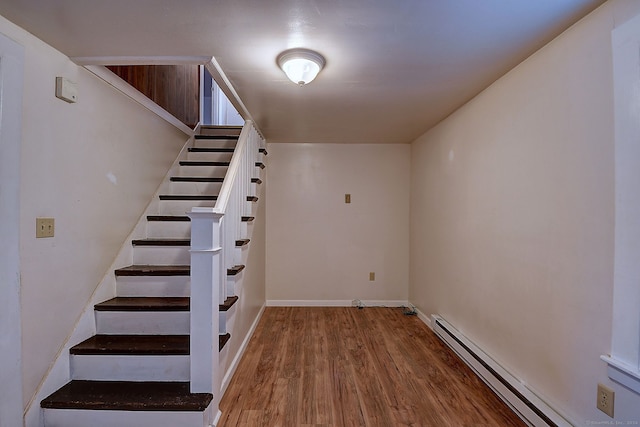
0,0,606,143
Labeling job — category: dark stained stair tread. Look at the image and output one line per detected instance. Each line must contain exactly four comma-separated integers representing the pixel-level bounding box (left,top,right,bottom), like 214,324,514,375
179,161,230,167
219,333,230,351
251,178,262,184
95,297,189,312
246,196,258,202
235,239,250,247
70,335,189,355
188,147,234,153
227,265,245,276
159,195,217,201
255,162,265,169
259,148,268,155
194,134,239,140
115,265,190,276
170,177,224,182
241,216,255,222
41,380,212,411
132,239,190,246
147,215,190,222
220,296,238,311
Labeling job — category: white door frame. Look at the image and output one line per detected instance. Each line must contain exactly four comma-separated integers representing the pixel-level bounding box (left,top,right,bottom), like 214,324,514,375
0,31,25,426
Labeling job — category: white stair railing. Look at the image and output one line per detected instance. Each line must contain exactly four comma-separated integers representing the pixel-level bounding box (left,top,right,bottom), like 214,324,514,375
187,120,263,412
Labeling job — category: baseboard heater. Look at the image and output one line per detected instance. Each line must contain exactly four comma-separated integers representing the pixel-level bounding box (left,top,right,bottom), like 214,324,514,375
431,315,572,427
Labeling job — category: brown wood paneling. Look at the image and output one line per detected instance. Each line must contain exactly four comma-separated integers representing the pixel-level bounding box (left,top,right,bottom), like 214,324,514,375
107,65,200,129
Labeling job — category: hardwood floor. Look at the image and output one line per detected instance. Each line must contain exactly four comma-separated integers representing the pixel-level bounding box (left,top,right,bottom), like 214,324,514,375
219,307,526,427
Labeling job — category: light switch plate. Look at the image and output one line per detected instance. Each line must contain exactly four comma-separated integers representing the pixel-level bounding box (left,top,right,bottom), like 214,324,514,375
36,217,55,238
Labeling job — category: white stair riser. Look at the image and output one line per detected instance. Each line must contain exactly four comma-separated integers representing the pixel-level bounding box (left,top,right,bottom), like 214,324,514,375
168,181,223,195
147,221,191,238
159,200,216,215
71,354,189,381
186,151,232,162
116,276,190,297
133,246,190,265
193,139,237,148
96,311,189,335
43,406,213,427
175,166,227,177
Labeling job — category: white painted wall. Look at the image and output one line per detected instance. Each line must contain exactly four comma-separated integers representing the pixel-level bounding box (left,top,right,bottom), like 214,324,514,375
409,0,640,423
266,143,410,305
0,30,25,427
0,15,189,412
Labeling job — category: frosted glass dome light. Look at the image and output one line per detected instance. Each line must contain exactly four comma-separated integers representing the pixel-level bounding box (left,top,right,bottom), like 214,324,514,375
277,48,326,86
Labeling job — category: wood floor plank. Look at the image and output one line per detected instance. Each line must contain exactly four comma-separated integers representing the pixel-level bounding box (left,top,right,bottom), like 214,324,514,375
219,307,526,427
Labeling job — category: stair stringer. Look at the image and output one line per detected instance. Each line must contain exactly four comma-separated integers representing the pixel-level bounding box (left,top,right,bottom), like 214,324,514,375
24,135,196,427
218,144,268,399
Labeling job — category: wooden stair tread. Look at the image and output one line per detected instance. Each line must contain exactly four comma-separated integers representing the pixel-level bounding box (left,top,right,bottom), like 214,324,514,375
251,178,262,184
256,162,265,169
132,238,190,246
170,177,224,182
194,134,239,140
95,297,189,312
179,161,230,167
70,335,189,355
116,265,243,277
227,265,245,276
259,148,268,155
220,296,238,312
41,380,212,411
235,239,250,247
188,147,234,153
219,333,231,351
159,195,217,201
115,265,190,276
147,215,190,222
247,196,259,202
241,216,254,222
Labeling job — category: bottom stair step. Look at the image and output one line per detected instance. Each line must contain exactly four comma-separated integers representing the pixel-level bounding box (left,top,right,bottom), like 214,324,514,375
41,380,212,411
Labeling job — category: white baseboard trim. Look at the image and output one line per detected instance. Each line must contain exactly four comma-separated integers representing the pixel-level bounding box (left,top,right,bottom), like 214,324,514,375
413,306,432,329
266,299,409,307
431,314,574,427
220,303,265,396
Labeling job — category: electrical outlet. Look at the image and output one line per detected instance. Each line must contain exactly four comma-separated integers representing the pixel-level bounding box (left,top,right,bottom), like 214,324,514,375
597,383,614,418
36,217,55,238
369,272,375,281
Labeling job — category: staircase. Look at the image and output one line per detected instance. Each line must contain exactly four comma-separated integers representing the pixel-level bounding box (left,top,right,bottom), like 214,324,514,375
40,124,265,427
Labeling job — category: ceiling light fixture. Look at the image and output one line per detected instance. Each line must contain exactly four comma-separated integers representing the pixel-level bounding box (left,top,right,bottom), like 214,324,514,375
277,48,326,86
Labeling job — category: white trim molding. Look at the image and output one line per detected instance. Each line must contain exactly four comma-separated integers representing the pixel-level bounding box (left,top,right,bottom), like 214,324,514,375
266,300,409,307
601,355,640,395
71,56,212,66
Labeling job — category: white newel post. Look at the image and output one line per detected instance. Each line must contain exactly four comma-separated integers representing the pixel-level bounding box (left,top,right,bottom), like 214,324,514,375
188,207,224,401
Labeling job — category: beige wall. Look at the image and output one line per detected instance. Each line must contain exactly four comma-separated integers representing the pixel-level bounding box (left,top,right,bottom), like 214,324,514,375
0,15,189,409
266,143,410,304
410,1,640,423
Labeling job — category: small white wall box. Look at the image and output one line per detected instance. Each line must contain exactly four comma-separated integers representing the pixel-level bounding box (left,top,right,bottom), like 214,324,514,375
55,77,77,103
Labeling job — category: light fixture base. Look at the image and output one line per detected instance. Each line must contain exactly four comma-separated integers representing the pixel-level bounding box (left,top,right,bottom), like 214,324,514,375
277,48,326,85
